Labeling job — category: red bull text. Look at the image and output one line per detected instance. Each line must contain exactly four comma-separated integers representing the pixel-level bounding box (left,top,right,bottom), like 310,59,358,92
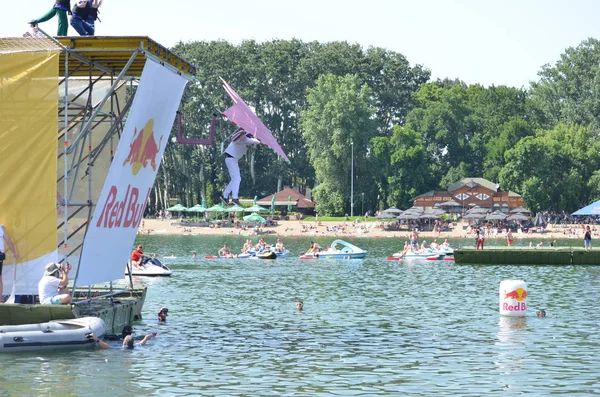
96,185,151,228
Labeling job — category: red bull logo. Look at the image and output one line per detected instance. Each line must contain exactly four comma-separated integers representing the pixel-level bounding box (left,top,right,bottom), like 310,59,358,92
502,288,527,312
122,119,163,175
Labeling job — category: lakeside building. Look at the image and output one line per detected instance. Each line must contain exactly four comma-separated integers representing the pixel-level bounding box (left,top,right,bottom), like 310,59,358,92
412,177,526,213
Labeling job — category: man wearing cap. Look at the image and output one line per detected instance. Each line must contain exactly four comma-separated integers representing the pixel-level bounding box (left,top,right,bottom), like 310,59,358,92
131,244,145,269
38,262,72,304
0,224,19,303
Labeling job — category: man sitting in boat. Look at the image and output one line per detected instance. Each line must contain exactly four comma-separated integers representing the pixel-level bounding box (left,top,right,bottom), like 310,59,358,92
218,243,233,258
38,262,72,304
89,332,155,349
131,244,145,269
307,241,322,254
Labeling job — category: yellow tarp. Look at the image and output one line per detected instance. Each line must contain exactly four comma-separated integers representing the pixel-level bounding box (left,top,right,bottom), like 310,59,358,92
0,52,58,263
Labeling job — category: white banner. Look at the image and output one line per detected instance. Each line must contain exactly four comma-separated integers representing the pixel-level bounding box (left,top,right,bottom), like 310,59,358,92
76,59,187,286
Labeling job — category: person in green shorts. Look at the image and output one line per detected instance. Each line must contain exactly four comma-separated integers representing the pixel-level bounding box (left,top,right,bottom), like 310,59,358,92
29,0,72,36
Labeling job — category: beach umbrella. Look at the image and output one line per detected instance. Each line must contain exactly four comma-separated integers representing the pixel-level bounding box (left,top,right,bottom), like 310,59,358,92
463,212,486,219
510,206,530,214
438,200,461,208
186,203,207,212
485,210,507,221
383,206,402,215
397,212,421,220
166,203,187,212
206,204,226,213
466,207,489,214
245,196,269,213
419,213,440,219
245,204,269,213
376,210,399,219
506,213,530,221
243,212,266,223
533,212,548,228
226,204,245,213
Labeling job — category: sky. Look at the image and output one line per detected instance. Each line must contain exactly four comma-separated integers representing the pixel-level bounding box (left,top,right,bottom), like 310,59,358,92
4,0,600,88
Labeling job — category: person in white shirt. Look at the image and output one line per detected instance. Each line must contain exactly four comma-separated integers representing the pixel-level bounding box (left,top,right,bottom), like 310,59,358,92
0,224,19,303
38,262,72,304
222,128,260,206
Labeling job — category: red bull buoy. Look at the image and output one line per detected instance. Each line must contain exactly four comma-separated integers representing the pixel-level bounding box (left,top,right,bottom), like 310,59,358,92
499,280,527,317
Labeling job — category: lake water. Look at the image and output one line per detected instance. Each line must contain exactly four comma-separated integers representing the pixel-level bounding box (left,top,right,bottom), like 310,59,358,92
2,235,599,396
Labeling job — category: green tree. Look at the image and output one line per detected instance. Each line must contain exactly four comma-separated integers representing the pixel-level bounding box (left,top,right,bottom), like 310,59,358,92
498,128,587,212
530,38,600,128
301,74,376,215
371,124,431,208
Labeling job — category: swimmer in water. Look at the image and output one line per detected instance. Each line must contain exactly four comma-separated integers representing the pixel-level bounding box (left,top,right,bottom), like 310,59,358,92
537,309,546,317
296,300,304,312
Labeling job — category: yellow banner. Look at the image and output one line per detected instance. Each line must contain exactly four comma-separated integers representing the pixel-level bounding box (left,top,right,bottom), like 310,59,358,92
0,52,58,264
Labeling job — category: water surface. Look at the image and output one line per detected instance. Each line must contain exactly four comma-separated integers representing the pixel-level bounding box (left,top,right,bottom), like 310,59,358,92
2,235,598,396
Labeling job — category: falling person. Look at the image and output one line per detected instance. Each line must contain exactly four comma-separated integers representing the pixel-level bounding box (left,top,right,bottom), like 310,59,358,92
222,128,260,206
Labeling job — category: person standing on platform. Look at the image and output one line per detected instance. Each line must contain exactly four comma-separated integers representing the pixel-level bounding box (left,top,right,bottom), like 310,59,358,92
476,228,485,250
222,128,260,206
86,0,102,34
29,0,72,37
0,225,19,303
506,229,513,246
584,225,592,251
70,0,94,36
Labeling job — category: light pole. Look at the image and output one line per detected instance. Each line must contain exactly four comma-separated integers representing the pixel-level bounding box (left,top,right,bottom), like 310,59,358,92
350,140,354,217
361,192,364,217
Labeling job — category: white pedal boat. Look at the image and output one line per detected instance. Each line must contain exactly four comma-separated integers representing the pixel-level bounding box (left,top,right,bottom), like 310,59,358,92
0,317,105,353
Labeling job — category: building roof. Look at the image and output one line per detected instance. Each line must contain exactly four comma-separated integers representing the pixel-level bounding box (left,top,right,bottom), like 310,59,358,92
447,177,499,193
412,190,451,200
257,188,315,209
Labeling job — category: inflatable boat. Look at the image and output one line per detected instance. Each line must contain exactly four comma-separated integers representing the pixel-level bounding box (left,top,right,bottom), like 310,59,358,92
0,317,105,353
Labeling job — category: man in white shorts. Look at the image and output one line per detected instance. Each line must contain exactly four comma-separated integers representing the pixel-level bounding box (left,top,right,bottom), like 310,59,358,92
38,262,72,304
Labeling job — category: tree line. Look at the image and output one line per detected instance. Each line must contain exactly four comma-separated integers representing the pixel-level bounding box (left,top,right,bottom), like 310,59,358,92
149,38,600,216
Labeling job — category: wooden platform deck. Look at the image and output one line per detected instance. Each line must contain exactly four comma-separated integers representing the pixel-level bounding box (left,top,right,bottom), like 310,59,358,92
454,247,599,265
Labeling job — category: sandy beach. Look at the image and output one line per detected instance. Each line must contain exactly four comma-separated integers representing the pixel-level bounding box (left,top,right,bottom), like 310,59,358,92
138,218,591,242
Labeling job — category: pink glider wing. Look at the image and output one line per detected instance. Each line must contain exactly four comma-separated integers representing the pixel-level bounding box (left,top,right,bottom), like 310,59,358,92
221,78,290,163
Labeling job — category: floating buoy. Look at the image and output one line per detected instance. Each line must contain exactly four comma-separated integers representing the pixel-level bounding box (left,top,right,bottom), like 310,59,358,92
499,279,527,316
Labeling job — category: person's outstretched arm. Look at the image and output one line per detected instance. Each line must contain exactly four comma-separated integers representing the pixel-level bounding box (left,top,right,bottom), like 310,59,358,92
139,333,153,346
90,333,110,349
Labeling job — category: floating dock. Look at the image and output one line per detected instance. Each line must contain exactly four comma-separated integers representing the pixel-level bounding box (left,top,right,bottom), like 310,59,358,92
454,247,599,265
0,286,146,335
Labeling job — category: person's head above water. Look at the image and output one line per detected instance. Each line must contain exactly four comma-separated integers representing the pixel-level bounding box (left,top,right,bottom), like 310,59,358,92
123,335,135,348
296,300,304,311
537,310,546,318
